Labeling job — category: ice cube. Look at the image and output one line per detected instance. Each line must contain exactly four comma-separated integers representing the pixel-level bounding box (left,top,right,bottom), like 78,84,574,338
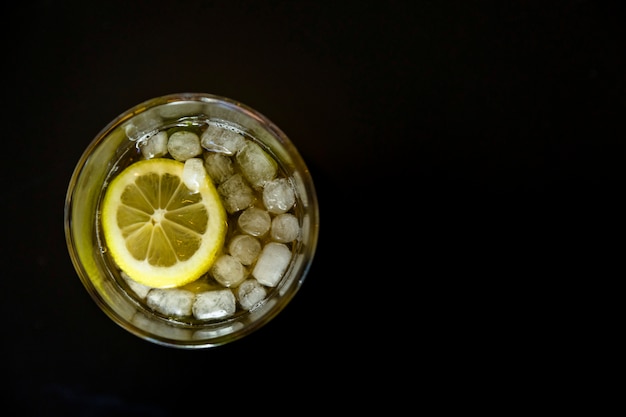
270,213,300,243
252,242,292,287
146,288,194,317
181,157,207,192
237,279,267,310
182,158,207,193
121,271,152,299
228,234,261,266
124,112,163,141
238,207,271,237
218,173,255,213
236,141,277,189
263,178,295,214
200,123,246,155
210,254,247,287
167,131,202,161
204,152,234,184
193,289,236,320
140,131,168,159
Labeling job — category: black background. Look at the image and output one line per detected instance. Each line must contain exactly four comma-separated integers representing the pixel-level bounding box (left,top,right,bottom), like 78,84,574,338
3,0,624,414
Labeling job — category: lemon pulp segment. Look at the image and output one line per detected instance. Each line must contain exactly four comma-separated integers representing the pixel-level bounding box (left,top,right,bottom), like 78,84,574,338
101,158,227,288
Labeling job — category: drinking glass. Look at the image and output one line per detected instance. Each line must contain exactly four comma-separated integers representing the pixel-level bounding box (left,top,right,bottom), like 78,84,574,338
65,92,319,348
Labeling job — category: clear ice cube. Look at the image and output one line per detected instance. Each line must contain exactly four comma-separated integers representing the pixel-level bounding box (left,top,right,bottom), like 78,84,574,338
121,271,152,299
210,254,247,288
193,289,236,320
263,178,295,214
217,173,255,213
124,112,163,142
204,152,234,184
270,213,300,243
167,131,202,161
200,124,246,155
228,234,261,266
252,242,292,287
236,141,277,189
182,158,207,193
146,288,195,317
238,207,271,237
237,279,267,310
140,131,168,159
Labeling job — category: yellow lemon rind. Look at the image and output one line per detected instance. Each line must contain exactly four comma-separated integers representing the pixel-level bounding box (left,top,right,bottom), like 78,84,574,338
101,158,227,289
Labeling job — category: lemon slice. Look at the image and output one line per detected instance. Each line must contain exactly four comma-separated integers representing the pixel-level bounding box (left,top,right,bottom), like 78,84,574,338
101,158,227,288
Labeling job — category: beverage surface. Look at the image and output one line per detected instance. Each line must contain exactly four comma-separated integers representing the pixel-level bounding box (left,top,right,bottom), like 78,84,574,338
98,116,301,324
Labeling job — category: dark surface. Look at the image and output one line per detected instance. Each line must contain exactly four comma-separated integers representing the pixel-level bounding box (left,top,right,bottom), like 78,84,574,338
3,0,624,414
